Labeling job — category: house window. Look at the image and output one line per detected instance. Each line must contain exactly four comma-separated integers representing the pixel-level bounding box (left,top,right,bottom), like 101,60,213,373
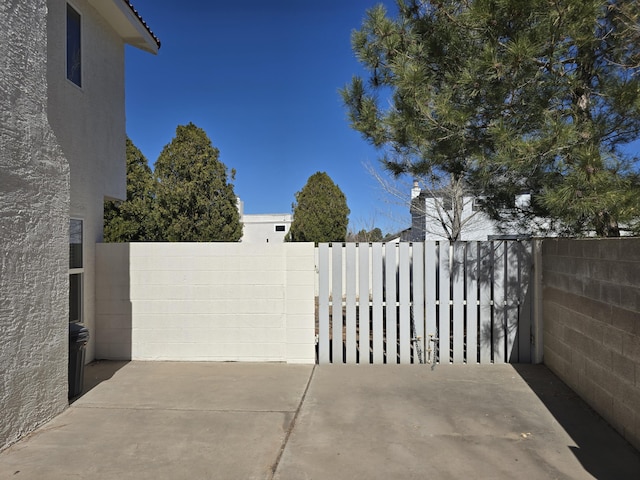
67,4,81,87
274,225,286,232
442,196,453,211
69,219,83,323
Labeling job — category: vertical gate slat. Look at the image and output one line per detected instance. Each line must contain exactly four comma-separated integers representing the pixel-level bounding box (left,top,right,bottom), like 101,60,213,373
316,240,533,366
385,243,398,364
439,241,451,364
331,244,343,364
493,241,506,364
358,243,370,364
372,243,384,364
505,241,519,362
452,242,465,363
345,243,357,364
399,243,411,364
425,241,437,363
518,241,533,363
466,242,479,364
318,244,330,364
412,243,425,364
479,242,493,364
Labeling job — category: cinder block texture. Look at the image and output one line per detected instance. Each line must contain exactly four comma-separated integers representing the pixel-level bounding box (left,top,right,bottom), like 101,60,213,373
542,238,640,451
96,243,316,363
0,1,70,451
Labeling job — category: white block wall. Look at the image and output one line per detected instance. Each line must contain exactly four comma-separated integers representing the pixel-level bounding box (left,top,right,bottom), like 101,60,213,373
95,243,316,363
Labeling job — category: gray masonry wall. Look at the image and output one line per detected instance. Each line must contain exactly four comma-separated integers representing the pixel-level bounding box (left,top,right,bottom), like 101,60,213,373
0,1,70,450
542,238,640,451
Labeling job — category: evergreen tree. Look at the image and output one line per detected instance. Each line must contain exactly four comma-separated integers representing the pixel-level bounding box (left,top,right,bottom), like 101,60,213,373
104,138,155,242
286,172,350,243
153,123,242,242
343,0,640,237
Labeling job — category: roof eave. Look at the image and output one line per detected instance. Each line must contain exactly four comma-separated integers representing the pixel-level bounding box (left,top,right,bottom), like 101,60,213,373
88,0,160,54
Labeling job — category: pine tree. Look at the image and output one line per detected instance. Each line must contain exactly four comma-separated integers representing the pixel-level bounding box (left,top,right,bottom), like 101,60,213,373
343,0,640,237
286,172,350,243
153,123,242,242
104,138,155,242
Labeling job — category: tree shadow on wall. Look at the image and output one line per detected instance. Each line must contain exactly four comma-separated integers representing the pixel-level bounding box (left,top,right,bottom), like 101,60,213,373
472,240,532,364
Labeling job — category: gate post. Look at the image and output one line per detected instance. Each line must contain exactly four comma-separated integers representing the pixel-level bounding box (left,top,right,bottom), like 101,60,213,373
531,239,544,364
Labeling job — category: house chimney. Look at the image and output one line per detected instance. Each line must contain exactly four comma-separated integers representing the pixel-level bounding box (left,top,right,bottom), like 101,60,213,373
411,180,421,199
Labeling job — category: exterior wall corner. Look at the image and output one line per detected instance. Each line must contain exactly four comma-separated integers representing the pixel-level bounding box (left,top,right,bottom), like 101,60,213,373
1,0,70,451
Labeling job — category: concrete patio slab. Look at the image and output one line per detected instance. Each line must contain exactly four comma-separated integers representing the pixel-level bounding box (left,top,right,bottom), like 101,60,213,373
1,362,639,480
0,362,312,480
275,364,640,480
74,361,312,412
0,407,287,480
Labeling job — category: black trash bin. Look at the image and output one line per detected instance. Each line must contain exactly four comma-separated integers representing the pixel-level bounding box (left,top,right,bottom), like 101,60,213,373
68,323,90,399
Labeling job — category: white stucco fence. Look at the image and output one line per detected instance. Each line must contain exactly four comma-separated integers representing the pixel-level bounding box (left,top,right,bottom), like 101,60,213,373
95,243,316,364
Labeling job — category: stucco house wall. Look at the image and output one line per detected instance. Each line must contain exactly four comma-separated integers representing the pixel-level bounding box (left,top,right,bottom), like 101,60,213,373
242,213,292,243
47,0,127,362
421,196,498,241
0,1,70,450
408,183,534,241
46,0,158,362
1,0,157,451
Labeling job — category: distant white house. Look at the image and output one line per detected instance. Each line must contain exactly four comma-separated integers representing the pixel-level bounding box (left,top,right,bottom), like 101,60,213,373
406,181,533,241
237,199,292,243
242,214,292,243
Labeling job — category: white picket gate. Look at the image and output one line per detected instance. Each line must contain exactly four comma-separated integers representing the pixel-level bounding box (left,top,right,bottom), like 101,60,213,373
316,241,533,365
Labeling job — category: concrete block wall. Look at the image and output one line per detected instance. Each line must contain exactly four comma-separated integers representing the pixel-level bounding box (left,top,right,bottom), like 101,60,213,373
95,243,316,363
542,238,640,451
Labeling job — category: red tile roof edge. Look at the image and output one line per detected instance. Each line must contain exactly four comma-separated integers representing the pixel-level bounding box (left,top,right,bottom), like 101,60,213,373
125,1,161,48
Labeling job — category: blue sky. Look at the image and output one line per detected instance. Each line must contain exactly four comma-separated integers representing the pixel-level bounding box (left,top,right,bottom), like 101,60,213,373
125,0,408,235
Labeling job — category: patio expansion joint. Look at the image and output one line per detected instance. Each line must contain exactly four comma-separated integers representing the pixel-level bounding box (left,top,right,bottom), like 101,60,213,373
268,364,316,480
71,405,298,414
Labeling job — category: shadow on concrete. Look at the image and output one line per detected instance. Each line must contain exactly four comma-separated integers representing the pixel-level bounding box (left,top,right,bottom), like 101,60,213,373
513,364,640,480
70,360,129,404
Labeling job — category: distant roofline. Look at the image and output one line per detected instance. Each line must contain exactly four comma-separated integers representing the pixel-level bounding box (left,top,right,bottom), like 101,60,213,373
243,213,292,218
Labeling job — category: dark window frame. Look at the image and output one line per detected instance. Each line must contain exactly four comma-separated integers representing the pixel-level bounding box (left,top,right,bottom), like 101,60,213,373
69,218,83,323
66,3,82,87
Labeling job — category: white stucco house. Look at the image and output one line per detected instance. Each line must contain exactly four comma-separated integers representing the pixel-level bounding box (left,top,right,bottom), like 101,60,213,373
405,181,533,241
0,0,158,450
241,213,293,243
237,199,292,243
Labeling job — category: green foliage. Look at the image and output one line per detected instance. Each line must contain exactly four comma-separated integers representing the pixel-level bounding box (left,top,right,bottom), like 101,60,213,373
153,123,242,242
347,227,384,242
343,0,640,236
104,138,155,242
286,172,350,243
105,127,242,242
